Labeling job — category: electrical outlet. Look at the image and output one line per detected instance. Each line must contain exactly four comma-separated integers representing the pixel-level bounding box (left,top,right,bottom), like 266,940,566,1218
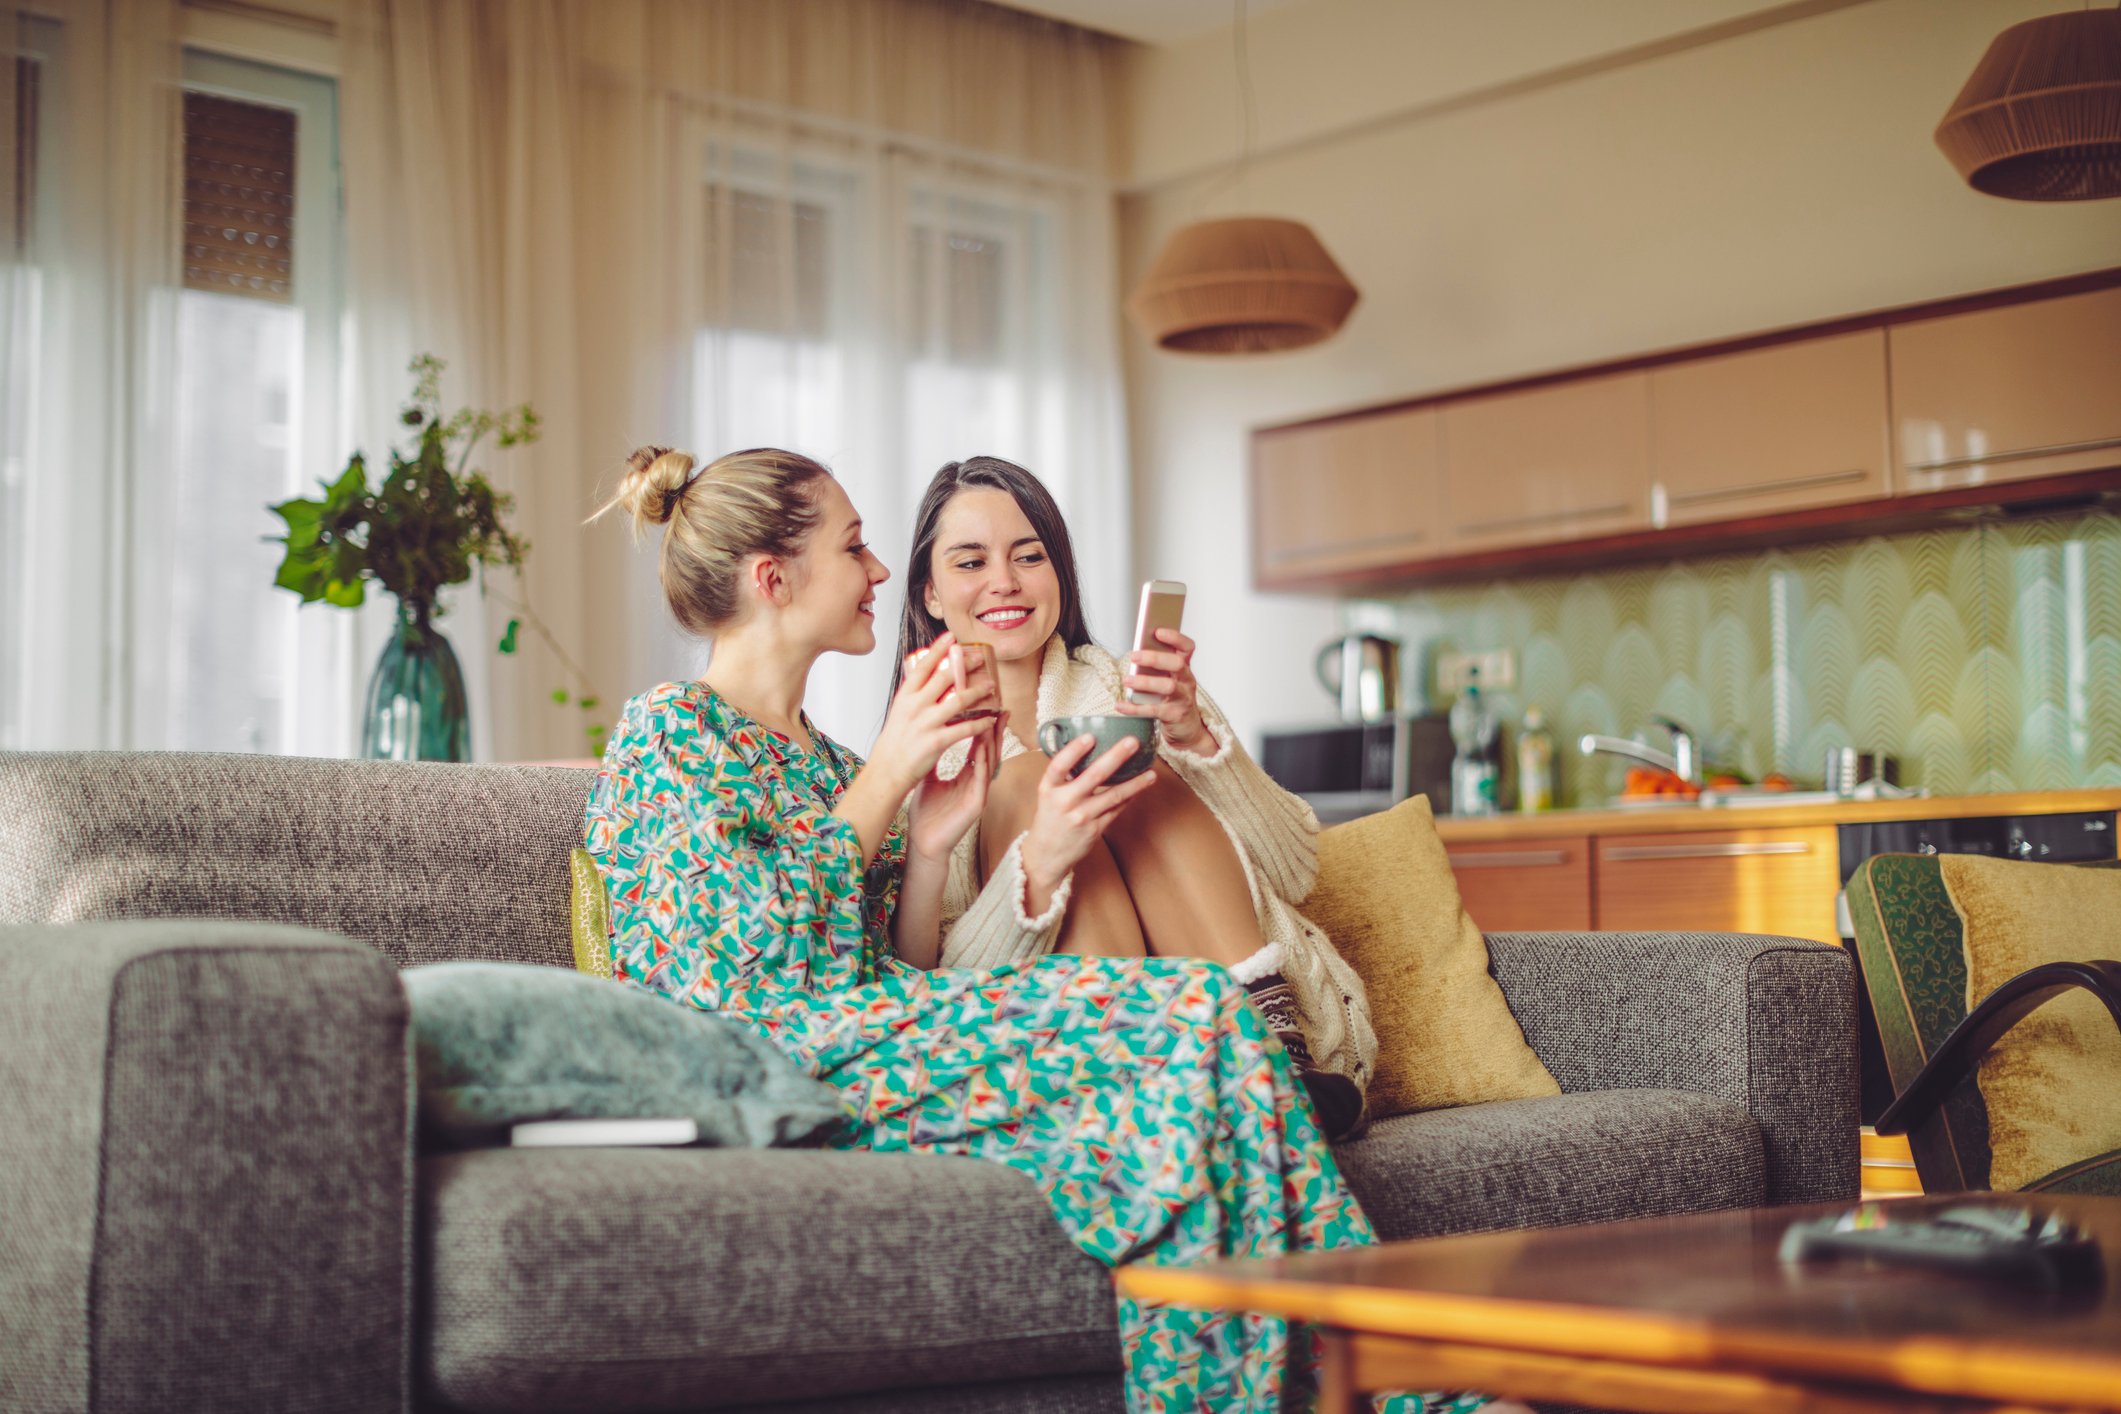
1436,648,1517,694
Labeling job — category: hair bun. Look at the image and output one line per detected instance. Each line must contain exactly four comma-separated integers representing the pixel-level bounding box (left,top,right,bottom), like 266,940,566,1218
610,445,697,534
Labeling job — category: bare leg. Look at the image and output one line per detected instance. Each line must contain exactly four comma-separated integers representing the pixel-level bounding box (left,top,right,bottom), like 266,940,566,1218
1098,764,1264,966
979,753,1145,958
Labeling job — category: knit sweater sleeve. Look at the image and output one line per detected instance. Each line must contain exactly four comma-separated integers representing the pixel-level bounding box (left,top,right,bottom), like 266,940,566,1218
936,832,1073,970
1158,687,1321,903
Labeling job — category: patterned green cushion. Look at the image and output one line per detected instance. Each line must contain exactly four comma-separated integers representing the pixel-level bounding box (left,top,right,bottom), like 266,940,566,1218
403,961,848,1149
1845,854,1993,1189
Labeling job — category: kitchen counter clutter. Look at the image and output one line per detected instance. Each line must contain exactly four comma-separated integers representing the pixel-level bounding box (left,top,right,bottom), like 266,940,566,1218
1429,788,2121,946
1430,787,2121,842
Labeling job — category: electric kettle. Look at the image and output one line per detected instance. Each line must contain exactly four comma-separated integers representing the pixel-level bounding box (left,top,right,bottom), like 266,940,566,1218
1314,634,1401,722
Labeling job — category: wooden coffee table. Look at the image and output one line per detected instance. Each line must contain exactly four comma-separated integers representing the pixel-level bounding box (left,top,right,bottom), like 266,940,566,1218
1117,1196,2121,1412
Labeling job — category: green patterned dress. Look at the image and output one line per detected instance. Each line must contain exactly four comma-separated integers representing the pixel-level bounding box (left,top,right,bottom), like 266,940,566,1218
583,680,1486,1413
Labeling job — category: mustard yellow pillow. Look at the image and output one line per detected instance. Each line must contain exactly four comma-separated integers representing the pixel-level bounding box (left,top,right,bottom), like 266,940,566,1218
1940,855,2121,1191
1305,795,1559,1117
569,847,613,978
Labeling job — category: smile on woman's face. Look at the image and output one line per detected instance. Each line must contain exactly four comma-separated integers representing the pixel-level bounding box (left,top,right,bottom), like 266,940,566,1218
794,478,890,657
922,487,1060,665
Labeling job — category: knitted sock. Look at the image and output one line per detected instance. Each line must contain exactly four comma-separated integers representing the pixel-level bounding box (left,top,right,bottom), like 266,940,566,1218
1241,969,1365,1141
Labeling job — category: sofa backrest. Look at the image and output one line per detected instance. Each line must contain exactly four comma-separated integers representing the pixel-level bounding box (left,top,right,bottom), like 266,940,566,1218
0,752,594,970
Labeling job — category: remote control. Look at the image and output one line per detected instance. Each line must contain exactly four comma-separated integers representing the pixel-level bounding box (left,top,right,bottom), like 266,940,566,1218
1778,1202,2103,1292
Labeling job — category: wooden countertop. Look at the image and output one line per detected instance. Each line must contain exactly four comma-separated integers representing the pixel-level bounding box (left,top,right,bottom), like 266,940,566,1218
1431,788,2121,843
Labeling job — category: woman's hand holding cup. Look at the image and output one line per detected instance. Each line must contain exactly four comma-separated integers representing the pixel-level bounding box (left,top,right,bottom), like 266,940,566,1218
871,632,995,799
1019,730,1158,899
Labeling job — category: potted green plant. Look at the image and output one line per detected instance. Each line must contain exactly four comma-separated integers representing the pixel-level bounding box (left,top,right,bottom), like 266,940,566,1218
267,355,599,760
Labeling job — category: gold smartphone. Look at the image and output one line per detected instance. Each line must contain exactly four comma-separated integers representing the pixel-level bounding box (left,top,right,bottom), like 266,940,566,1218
1128,579,1186,705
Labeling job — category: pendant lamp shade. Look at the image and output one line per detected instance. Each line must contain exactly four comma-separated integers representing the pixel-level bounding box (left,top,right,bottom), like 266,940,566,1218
1126,217,1359,353
1935,7,2121,201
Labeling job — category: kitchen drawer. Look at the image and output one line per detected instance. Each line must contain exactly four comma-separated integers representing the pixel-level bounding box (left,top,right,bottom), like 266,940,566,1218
1445,835,1593,933
1594,825,1840,945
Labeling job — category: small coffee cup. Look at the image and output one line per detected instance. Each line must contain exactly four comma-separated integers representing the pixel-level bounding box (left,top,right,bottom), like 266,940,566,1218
1037,714,1157,784
947,641,999,723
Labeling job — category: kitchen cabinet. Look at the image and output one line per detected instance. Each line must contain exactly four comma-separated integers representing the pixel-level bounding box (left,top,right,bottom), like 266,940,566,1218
1593,825,1840,946
1890,285,2121,493
1439,372,1652,553
1253,407,1440,586
1444,835,1593,933
1649,329,1891,525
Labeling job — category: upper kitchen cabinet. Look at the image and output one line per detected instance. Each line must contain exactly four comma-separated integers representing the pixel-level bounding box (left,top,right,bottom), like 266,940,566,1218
1649,329,1891,526
1890,285,2121,493
1252,406,1441,587
1439,371,1652,553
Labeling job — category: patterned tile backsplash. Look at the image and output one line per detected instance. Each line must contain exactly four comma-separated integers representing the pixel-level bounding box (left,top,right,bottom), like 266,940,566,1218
1355,507,2121,807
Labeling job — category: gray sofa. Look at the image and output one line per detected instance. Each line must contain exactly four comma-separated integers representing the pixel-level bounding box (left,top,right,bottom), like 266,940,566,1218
0,751,1859,1414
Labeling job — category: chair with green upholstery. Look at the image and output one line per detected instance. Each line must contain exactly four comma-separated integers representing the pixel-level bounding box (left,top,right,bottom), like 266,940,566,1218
1846,852,2121,1196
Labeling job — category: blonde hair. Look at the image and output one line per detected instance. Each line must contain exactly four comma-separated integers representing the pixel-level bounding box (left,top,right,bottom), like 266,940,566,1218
590,445,831,636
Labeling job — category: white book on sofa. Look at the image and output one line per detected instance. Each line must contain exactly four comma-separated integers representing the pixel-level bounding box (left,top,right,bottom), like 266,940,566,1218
508,1117,700,1148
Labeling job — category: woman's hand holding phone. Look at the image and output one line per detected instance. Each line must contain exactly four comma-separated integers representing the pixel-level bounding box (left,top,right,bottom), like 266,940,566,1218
1116,627,1215,754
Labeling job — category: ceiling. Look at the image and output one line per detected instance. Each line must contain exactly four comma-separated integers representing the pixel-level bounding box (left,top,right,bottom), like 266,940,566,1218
988,0,1304,46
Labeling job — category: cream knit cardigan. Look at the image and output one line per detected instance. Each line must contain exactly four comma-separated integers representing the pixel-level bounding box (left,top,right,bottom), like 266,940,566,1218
933,637,1379,1089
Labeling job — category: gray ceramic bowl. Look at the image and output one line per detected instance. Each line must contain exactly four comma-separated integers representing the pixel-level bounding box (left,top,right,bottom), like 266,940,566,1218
1036,714,1157,784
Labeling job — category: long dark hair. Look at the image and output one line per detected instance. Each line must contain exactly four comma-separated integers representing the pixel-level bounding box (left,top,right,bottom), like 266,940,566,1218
889,456,1094,698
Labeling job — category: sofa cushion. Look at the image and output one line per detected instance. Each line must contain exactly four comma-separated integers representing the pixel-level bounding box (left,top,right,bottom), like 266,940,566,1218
405,961,846,1149
1940,854,2121,1192
568,847,613,976
0,752,592,969
1304,795,1561,1118
418,1148,1121,1413
1334,1088,1764,1241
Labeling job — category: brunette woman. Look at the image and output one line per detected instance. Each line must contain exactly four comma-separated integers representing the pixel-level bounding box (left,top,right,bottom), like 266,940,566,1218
890,456,1375,1139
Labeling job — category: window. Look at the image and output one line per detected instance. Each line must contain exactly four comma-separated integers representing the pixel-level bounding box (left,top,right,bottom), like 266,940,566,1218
901,184,1059,480
148,51,349,754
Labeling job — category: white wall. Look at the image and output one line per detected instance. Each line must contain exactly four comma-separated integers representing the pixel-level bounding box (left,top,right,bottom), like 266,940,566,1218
1119,0,2121,742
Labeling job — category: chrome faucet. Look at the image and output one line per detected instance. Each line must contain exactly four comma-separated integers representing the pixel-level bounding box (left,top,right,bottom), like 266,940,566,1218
1578,715,1700,784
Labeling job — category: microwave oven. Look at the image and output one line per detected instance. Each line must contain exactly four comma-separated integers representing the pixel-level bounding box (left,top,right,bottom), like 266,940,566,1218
1258,714,1455,823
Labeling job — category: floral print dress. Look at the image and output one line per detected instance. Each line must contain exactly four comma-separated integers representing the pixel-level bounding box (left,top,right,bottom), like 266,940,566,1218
583,680,1487,1414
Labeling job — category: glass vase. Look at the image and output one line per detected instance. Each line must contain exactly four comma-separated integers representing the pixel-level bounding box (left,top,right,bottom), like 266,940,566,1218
362,601,469,762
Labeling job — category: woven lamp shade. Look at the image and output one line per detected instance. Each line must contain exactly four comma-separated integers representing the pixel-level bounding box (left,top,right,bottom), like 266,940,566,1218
1935,7,2121,201
1127,216,1359,353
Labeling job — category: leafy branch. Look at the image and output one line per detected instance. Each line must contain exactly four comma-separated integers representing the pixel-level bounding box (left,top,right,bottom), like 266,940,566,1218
268,354,538,619
268,354,609,748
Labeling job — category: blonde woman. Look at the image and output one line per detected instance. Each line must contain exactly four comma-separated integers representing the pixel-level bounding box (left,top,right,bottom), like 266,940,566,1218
582,445,1488,1413
889,456,1375,1140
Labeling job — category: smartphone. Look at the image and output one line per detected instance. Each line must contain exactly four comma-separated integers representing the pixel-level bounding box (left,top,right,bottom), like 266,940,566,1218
1128,579,1186,705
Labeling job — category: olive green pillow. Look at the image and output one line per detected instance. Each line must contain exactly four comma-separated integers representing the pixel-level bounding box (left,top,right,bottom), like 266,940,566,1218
1941,855,2121,1191
403,961,848,1149
570,846,612,978
1305,795,1559,1117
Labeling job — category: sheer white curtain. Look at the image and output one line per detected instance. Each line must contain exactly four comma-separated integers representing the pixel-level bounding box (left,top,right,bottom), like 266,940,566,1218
0,2,355,756
0,0,181,751
342,0,1128,758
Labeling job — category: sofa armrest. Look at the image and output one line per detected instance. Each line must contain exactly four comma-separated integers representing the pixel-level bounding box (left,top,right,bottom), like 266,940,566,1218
1484,930,1859,1207
0,921,411,1414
